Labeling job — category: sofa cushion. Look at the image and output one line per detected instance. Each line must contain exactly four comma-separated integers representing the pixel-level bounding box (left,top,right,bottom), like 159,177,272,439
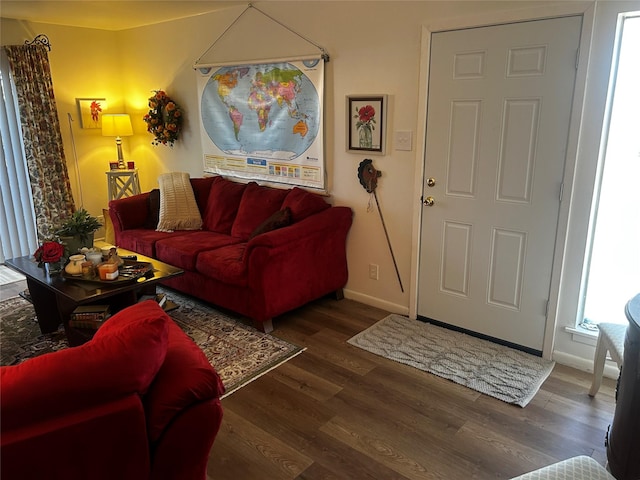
117,228,192,258
195,244,248,286
144,320,225,442
282,187,330,223
1,301,169,431
231,182,289,240
157,172,203,232
155,231,242,270
189,176,216,212
249,207,292,239
202,177,247,234
144,189,161,229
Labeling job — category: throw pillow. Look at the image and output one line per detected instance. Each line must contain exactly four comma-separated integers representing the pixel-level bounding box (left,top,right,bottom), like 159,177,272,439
231,182,289,240
102,208,116,244
144,189,161,229
156,172,203,232
249,207,292,239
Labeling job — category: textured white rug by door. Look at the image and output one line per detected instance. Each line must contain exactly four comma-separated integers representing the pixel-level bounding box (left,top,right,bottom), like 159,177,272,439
348,314,554,407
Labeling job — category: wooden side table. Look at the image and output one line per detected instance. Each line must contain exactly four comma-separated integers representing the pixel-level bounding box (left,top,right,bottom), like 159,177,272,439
106,169,141,200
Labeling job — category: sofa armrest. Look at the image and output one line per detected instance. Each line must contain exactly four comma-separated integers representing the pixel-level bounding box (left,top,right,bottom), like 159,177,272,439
109,192,152,234
243,206,353,320
144,320,225,443
245,206,353,253
150,398,223,480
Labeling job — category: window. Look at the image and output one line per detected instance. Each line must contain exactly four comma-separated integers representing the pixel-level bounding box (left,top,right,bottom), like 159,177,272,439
579,13,640,330
0,49,39,262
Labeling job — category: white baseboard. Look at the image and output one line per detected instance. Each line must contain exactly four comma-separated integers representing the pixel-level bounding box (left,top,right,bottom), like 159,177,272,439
552,350,620,380
343,289,409,317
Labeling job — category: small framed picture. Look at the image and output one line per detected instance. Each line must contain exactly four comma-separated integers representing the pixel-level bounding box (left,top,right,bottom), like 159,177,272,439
109,162,119,170
76,98,107,129
347,94,387,155
127,161,135,170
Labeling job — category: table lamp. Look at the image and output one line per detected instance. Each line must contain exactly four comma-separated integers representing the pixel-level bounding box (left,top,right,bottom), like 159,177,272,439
102,114,133,169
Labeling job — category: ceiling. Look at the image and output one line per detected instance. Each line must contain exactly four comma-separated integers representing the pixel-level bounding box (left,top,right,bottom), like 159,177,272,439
0,1,248,31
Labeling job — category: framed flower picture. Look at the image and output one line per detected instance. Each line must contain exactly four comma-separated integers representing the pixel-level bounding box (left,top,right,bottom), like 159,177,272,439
76,98,107,129
346,94,387,155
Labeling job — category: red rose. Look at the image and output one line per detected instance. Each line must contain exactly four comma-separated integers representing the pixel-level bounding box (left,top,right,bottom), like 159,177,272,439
34,241,65,263
358,105,376,123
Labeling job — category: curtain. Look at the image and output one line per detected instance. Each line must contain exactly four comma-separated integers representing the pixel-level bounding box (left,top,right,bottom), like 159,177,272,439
3,44,75,243
0,50,38,262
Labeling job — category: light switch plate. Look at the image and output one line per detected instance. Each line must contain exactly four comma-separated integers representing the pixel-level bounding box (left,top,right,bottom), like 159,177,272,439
395,130,412,151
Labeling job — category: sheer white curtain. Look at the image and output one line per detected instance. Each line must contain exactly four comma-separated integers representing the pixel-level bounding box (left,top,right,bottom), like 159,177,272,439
0,49,38,263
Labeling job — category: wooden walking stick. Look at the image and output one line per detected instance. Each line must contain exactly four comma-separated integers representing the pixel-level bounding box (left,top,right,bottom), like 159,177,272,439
357,159,404,293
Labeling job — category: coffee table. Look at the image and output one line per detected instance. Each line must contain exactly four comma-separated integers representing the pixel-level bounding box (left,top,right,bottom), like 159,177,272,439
6,249,183,345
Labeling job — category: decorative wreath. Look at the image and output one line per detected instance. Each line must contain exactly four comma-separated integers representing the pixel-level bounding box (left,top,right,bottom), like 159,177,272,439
143,90,183,147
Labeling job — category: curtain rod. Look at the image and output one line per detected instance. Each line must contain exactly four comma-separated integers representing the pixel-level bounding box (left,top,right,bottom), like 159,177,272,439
25,34,51,51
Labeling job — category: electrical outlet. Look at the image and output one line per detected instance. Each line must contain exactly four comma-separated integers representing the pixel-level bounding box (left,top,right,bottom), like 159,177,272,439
369,264,379,280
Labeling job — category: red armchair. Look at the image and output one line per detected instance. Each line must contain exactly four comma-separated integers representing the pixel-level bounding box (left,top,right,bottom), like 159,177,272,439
0,301,224,480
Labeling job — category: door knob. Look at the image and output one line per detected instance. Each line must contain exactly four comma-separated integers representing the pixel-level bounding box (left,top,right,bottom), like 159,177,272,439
423,196,435,207
426,177,436,187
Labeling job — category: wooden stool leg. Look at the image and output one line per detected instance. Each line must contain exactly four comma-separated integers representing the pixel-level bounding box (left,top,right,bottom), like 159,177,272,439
589,334,608,397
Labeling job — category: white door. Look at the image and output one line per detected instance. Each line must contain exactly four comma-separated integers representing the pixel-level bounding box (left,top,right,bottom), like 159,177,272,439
418,17,582,352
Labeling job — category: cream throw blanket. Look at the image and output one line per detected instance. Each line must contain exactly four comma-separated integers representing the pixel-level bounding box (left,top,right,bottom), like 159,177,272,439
156,172,203,232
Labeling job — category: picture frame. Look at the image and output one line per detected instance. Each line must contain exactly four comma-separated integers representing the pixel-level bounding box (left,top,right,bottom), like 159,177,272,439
346,94,387,155
76,98,107,129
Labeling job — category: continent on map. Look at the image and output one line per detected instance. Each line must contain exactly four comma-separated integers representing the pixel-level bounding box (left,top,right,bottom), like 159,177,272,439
213,68,249,140
246,68,309,137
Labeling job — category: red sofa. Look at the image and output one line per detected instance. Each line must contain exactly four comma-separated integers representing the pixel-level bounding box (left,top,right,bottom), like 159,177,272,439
0,301,224,480
108,176,353,332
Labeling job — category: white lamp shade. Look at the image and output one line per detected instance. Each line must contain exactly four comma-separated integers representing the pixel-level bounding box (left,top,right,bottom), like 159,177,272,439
102,114,133,137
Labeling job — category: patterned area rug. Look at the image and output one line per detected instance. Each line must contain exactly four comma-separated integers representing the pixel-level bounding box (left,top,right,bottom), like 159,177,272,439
348,314,554,407
0,291,304,398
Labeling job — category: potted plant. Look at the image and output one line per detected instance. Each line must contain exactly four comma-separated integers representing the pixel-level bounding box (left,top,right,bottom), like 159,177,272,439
55,208,102,255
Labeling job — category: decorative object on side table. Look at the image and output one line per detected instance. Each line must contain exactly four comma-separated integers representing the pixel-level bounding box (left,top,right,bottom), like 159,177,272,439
54,208,102,255
143,90,183,147
64,254,85,276
33,240,66,274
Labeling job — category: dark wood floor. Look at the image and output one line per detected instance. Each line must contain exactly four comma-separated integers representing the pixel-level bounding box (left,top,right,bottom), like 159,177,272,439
0,279,616,479
207,296,616,480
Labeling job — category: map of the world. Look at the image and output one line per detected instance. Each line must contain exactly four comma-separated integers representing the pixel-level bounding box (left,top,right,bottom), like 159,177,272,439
201,62,320,159
197,60,325,189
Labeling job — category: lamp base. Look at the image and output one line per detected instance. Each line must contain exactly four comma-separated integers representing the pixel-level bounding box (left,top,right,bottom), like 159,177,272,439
116,137,126,169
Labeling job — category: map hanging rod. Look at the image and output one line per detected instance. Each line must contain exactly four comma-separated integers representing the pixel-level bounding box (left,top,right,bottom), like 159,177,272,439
193,2,329,68
194,54,324,70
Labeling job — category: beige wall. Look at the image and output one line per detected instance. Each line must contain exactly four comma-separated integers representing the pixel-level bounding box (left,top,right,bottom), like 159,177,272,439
2,1,638,368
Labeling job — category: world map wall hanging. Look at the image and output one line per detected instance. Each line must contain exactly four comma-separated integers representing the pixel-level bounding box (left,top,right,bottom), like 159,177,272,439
196,59,325,190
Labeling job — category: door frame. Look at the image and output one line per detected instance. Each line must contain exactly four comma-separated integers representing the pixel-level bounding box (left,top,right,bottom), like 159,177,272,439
410,3,596,359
